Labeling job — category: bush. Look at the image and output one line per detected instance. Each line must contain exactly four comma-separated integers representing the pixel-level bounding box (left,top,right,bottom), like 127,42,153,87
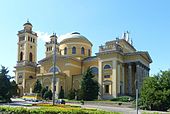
111,96,134,102
67,89,75,100
77,89,83,100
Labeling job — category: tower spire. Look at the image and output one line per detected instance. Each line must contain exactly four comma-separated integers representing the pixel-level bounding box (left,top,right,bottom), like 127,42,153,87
126,31,130,42
27,18,29,23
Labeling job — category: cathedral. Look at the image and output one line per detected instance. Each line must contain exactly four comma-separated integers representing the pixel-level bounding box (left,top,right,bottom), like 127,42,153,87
14,21,152,99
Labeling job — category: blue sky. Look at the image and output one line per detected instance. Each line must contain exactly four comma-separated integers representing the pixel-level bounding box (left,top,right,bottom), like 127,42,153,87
0,0,170,76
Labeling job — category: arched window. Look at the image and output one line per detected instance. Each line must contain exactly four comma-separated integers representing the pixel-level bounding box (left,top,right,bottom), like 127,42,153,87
20,52,23,61
91,67,98,75
29,76,33,79
81,47,85,54
88,49,91,56
72,46,76,54
28,36,30,41
29,52,33,62
104,64,111,69
105,85,109,93
49,66,60,72
64,47,67,55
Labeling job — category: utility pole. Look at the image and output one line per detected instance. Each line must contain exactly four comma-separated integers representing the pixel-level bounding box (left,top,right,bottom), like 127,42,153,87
52,33,57,105
136,80,138,114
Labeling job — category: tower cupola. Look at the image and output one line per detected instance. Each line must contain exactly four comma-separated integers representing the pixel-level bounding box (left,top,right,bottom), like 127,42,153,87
23,20,32,31
45,33,60,57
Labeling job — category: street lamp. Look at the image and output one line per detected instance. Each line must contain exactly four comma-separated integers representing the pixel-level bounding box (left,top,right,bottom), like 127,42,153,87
52,33,57,105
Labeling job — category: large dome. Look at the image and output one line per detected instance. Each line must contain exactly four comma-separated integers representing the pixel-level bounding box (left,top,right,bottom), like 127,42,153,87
59,32,92,46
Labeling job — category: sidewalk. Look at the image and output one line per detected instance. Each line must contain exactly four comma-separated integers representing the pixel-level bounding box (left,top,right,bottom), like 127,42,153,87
66,102,170,114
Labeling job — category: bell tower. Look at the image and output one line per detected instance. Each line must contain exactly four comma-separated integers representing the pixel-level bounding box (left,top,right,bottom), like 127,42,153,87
45,33,59,57
15,20,38,96
17,20,37,62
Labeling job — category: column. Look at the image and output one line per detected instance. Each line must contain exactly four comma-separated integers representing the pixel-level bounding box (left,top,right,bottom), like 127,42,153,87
141,66,145,83
112,60,117,97
128,63,132,95
98,60,103,99
24,41,27,60
122,64,125,95
56,77,60,99
138,65,143,91
117,63,120,95
23,72,26,93
135,63,140,91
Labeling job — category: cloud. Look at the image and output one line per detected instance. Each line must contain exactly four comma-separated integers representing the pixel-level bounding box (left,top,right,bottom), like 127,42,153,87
58,33,71,42
36,31,51,42
36,31,74,43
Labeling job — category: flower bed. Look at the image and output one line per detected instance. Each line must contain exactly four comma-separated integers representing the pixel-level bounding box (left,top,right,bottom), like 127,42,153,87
0,105,121,114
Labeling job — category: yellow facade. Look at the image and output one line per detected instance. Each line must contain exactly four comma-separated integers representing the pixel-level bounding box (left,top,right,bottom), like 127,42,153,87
14,22,152,99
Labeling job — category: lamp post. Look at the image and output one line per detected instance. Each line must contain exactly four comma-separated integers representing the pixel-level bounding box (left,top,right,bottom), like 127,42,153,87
52,33,57,105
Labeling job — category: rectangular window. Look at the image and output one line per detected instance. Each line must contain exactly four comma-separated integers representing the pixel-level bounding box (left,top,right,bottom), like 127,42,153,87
105,85,109,93
19,36,25,42
104,75,110,78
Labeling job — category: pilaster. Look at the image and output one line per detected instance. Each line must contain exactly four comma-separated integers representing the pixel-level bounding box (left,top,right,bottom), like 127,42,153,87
56,78,60,99
127,63,132,94
117,63,120,95
122,64,125,95
98,60,103,99
112,60,117,97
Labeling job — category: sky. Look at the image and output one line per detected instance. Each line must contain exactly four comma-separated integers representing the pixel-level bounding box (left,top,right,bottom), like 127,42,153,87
0,0,170,76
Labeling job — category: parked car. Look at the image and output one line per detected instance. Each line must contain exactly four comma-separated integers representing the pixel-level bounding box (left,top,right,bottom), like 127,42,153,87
56,99,65,104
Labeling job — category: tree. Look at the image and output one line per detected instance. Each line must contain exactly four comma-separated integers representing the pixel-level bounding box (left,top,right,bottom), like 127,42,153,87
59,87,64,99
44,90,52,100
48,90,52,100
140,70,170,111
80,67,99,100
41,87,48,98
0,66,12,102
10,80,18,97
33,79,42,94
67,89,75,100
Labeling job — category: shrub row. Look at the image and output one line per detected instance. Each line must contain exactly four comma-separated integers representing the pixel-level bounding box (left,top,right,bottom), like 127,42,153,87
111,96,134,102
0,106,121,114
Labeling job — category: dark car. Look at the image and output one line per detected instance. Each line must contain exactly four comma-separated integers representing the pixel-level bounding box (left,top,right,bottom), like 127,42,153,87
56,99,65,104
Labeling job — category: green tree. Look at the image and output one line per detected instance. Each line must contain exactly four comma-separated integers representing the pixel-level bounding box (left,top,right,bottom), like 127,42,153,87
48,90,52,100
33,79,42,94
81,67,99,101
0,66,12,102
59,87,64,99
10,80,18,97
140,70,170,111
41,87,48,99
67,89,75,100
44,90,52,100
